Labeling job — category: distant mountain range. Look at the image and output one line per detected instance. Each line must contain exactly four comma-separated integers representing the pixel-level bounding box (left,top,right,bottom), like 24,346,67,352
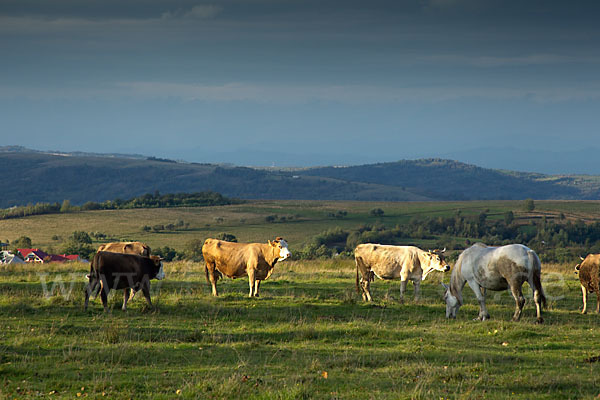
1,147,600,208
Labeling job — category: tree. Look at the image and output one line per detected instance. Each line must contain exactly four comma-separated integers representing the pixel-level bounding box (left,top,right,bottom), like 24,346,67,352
153,246,178,262
216,233,237,242
504,211,514,225
60,199,73,213
523,199,535,212
62,231,94,260
71,231,92,244
184,239,204,261
12,235,32,253
370,208,384,218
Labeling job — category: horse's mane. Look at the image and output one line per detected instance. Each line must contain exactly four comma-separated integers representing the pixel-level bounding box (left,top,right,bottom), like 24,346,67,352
450,255,466,305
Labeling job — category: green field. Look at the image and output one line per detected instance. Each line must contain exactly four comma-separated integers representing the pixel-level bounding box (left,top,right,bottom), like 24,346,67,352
0,259,598,399
1,200,600,399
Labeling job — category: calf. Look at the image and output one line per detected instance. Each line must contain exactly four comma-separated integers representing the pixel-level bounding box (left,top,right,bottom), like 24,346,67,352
576,254,600,314
84,251,165,312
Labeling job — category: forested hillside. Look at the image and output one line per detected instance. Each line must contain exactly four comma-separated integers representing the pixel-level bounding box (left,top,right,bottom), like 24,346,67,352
2,150,600,207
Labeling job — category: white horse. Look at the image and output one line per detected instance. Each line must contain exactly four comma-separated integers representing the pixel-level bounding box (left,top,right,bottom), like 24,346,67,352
442,243,546,323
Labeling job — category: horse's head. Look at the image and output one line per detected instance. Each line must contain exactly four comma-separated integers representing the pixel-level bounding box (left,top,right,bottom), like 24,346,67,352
442,282,460,318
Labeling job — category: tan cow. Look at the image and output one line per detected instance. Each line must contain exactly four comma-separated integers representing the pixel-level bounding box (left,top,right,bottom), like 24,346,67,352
202,237,291,297
355,244,450,302
97,241,151,257
95,241,152,307
575,254,600,314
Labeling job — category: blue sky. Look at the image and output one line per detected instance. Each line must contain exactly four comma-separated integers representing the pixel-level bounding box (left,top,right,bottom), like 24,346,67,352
1,0,599,169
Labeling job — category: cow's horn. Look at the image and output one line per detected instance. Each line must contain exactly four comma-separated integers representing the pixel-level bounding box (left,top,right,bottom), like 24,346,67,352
580,256,585,261
442,247,446,253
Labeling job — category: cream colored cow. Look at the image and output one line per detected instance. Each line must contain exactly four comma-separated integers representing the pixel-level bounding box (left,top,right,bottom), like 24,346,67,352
355,244,449,301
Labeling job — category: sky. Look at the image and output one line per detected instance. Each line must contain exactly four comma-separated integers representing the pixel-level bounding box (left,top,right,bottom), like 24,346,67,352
1,0,600,170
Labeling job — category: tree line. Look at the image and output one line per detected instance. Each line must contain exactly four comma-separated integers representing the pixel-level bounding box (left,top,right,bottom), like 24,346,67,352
0,191,239,220
296,210,600,263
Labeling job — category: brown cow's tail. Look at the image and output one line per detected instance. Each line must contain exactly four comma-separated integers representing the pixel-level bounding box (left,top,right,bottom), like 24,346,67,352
529,250,547,309
204,263,211,286
356,259,360,294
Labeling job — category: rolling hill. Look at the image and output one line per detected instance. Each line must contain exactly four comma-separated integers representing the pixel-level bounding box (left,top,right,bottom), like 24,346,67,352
1,148,600,207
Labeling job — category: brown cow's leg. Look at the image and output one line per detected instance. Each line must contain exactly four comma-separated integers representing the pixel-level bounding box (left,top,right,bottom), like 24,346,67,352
206,262,219,296
122,288,130,311
596,291,600,313
510,285,525,322
100,287,109,313
254,280,261,297
582,285,588,314
248,268,256,298
99,276,109,312
84,282,92,311
142,282,153,309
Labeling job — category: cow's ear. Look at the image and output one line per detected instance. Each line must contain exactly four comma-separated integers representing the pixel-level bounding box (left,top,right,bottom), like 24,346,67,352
268,240,273,246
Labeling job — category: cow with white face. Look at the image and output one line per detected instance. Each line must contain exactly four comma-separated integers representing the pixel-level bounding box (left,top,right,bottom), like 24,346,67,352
355,244,450,302
203,237,291,297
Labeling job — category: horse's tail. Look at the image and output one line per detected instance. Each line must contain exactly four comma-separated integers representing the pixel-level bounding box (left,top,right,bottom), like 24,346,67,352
529,250,547,309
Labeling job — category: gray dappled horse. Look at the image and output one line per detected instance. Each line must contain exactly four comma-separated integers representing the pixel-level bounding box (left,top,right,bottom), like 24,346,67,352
443,243,546,323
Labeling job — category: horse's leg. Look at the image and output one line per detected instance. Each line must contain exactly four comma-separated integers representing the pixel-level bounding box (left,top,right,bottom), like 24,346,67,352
532,285,544,324
400,280,407,301
510,284,525,322
581,285,588,314
468,280,489,321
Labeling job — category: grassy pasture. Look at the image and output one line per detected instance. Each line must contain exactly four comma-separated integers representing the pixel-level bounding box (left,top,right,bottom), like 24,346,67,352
1,259,599,399
3,199,600,254
2,200,600,398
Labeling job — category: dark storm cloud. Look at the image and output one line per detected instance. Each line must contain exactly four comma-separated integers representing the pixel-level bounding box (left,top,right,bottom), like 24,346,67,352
1,0,600,165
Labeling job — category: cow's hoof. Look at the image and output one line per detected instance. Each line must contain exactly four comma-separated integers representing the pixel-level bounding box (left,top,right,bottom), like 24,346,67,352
535,318,544,324
582,310,587,314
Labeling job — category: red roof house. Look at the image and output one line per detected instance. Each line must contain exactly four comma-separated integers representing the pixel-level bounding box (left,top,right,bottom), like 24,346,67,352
17,248,49,263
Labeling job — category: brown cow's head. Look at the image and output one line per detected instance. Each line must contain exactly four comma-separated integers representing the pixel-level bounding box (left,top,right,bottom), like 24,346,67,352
269,237,291,261
150,255,166,280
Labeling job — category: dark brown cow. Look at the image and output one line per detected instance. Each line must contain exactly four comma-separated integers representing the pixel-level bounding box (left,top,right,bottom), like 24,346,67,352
576,254,600,314
97,241,151,257
96,241,152,304
202,237,291,297
84,251,165,312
